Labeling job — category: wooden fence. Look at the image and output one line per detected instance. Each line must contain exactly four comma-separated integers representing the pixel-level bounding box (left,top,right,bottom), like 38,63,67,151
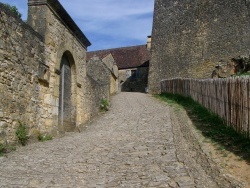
161,77,250,138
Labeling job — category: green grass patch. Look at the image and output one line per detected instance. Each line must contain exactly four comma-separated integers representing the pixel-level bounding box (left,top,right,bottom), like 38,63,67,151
0,143,5,157
16,122,29,146
37,133,53,142
0,143,16,157
235,72,250,77
100,99,110,112
157,93,250,162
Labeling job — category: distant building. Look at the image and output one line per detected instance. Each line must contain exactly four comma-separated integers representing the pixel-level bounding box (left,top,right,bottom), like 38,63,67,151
87,42,151,93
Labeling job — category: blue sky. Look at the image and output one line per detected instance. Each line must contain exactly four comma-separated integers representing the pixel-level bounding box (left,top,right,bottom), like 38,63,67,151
1,0,154,51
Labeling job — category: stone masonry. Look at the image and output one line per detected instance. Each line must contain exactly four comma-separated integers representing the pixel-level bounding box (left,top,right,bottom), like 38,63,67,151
0,3,46,143
101,54,119,95
27,0,91,134
148,0,250,94
87,54,119,96
0,0,111,144
86,56,111,101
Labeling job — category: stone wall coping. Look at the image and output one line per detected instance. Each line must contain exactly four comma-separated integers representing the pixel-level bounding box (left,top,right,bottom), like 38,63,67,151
28,0,91,48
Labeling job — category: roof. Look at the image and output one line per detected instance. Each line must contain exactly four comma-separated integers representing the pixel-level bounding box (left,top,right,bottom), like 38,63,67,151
28,0,91,48
87,45,150,69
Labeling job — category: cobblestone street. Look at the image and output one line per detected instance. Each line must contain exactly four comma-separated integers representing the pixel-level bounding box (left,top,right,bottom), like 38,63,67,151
0,93,243,187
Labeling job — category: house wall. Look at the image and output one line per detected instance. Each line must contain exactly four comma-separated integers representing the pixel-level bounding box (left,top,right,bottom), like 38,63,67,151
148,0,250,94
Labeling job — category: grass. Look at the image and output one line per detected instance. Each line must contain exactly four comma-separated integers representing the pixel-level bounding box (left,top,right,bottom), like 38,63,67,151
235,72,250,77
16,122,29,146
37,133,53,142
0,143,16,157
157,93,250,163
100,99,109,112
0,143,5,157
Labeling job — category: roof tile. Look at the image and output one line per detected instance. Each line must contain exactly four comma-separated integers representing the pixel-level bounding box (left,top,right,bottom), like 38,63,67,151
87,45,150,69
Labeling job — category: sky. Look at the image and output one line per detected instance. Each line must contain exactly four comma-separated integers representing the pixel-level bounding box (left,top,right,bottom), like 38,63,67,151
1,0,155,51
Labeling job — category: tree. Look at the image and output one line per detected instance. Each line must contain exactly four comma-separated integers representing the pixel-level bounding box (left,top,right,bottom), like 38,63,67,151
3,3,22,18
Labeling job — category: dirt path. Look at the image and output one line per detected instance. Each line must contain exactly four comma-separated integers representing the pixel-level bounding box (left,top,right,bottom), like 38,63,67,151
0,92,244,187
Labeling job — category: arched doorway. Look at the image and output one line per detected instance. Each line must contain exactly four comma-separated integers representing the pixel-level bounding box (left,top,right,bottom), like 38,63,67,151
59,52,76,132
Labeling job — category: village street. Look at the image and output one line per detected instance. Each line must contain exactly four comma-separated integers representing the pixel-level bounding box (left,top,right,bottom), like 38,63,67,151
0,93,243,188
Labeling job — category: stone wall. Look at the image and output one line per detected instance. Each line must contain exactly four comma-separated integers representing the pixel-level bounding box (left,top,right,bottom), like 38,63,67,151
86,56,110,101
85,56,111,118
0,0,109,144
148,0,250,94
102,54,119,95
0,3,45,143
28,0,91,134
28,0,95,135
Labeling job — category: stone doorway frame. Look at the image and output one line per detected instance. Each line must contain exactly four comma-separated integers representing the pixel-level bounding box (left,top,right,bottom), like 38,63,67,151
56,50,77,133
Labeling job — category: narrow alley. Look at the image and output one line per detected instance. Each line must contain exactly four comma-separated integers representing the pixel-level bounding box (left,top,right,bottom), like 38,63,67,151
0,93,242,187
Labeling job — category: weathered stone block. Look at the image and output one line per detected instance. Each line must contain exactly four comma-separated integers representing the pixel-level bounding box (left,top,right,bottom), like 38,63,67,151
44,94,57,106
52,107,58,115
0,110,3,118
112,65,119,78
0,121,7,128
45,119,53,127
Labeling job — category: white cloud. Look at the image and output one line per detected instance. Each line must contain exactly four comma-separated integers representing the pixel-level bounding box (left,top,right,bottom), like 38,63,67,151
60,0,154,50
1,0,154,50
61,0,153,21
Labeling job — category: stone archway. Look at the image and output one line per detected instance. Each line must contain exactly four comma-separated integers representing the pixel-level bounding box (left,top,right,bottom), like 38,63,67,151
59,52,76,132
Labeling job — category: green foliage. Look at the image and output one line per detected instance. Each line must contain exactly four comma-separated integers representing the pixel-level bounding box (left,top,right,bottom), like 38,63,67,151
232,55,250,74
157,93,250,161
100,99,109,112
3,3,22,18
16,122,29,146
0,143,16,157
37,133,53,142
235,72,250,77
0,143,6,156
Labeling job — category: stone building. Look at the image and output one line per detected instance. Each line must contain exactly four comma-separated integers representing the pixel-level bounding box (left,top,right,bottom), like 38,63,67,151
87,44,150,93
87,54,119,96
148,0,250,94
0,0,111,144
101,54,119,95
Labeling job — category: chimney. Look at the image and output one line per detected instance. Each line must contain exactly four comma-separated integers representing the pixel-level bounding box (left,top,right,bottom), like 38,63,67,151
147,36,152,50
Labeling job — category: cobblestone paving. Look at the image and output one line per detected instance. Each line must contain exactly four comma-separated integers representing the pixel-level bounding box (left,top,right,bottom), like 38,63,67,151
0,93,243,187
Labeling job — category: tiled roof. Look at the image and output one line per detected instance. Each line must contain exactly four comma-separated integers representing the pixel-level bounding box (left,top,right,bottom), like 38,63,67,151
87,45,150,69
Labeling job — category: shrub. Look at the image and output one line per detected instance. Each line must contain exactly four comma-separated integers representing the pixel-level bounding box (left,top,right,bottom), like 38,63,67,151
37,133,53,142
100,99,109,112
0,143,6,156
3,3,22,18
0,143,16,156
16,122,29,146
